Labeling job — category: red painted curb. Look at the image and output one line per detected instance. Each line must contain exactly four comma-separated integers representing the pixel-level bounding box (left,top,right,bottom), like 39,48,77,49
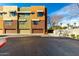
0,38,8,48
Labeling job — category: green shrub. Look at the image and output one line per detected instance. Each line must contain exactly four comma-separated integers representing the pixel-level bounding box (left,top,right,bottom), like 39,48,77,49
62,27,67,29
52,26,62,30
48,27,52,30
77,35,79,39
63,34,69,37
49,26,67,30
71,34,75,38
0,35,7,37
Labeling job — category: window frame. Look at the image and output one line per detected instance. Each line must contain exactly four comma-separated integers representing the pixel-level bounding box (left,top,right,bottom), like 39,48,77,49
10,11,16,16
4,20,13,25
32,21,40,25
19,20,27,25
37,12,44,17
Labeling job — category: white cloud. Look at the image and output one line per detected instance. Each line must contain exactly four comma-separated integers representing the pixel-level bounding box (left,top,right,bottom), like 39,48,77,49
50,4,79,26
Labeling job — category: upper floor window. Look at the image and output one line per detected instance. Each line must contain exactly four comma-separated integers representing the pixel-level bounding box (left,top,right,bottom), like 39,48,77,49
31,12,35,14
25,13,30,16
32,21,39,25
0,13,3,16
19,13,30,18
37,12,44,17
10,11,16,16
4,20,13,25
19,20,27,25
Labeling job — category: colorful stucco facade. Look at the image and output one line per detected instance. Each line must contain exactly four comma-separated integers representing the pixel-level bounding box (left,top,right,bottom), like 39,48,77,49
3,6,18,33
18,7,31,34
0,6,47,34
31,6,47,34
0,6,4,34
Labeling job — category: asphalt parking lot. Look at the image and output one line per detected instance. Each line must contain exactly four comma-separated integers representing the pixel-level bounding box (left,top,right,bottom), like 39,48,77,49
0,36,79,56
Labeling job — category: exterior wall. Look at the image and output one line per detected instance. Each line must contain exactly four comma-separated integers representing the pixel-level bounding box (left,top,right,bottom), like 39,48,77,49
18,7,31,34
5,30,17,33
31,6,46,33
0,20,4,34
53,28,79,37
20,30,31,34
0,6,4,34
32,29,43,33
0,6,3,20
3,6,17,20
31,6,45,20
68,28,79,35
3,6,18,33
4,20,17,29
32,20,45,29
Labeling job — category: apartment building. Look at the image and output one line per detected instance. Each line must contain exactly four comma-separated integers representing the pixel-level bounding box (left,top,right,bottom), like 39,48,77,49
0,6,47,34
3,6,18,33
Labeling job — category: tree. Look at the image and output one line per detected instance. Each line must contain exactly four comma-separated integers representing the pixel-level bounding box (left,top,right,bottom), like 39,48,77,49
60,23,63,27
67,23,70,28
47,16,52,27
74,22,76,27
51,15,63,27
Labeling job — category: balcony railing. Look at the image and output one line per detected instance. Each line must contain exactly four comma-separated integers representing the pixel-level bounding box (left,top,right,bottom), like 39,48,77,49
17,11,31,13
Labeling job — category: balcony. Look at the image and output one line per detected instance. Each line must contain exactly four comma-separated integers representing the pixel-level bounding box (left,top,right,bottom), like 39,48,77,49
17,11,31,14
37,10,44,12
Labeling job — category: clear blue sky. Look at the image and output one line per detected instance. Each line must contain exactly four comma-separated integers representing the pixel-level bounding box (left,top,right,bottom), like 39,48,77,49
0,3,71,15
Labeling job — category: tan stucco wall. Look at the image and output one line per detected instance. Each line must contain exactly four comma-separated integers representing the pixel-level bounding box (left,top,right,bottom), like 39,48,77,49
19,7,31,33
20,30,31,33
3,6,17,20
68,29,79,35
0,6,3,20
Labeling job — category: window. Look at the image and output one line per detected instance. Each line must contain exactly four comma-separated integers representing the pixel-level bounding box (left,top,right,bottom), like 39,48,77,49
0,13,2,15
19,13,30,18
25,13,30,16
19,20,27,25
33,21,39,25
31,12,35,14
20,13,30,15
19,21,25,24
38,12,44,17
10,11,16,16
5,20,13,25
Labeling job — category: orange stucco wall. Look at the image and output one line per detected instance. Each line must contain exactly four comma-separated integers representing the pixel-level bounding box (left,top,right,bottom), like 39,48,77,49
31,6,45,20
31,6,46,33
0,7,4,34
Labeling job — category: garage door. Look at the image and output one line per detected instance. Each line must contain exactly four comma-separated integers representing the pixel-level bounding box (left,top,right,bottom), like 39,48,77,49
6,30,17,33
20,30,31,34
32,29,43,33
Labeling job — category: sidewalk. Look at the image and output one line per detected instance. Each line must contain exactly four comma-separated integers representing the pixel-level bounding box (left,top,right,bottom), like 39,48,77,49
0,33,68,38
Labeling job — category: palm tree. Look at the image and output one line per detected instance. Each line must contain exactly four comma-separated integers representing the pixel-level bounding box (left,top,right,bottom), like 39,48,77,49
60,23,62,26
74,22,76,27
67,23,70,29
73,22,76,29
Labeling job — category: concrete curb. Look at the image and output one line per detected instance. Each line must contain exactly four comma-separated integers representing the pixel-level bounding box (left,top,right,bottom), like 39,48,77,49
0,37,7,48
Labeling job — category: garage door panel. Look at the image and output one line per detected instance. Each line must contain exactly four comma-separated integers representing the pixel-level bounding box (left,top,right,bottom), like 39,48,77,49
32,29,43,33
20,30,31,33
6,30,17,33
